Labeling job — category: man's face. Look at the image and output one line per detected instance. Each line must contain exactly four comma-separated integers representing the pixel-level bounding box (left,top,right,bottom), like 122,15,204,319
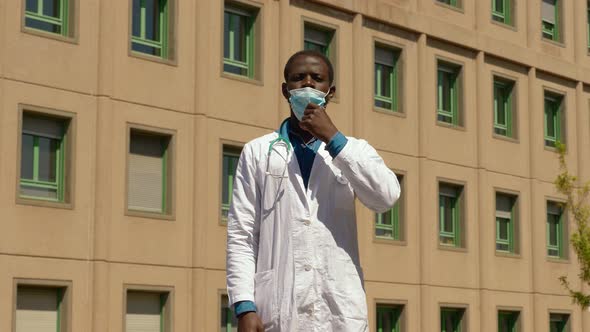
282,55,336,103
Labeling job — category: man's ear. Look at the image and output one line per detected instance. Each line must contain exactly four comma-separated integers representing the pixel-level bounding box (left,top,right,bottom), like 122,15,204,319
326,86,336,103
281,83,290,100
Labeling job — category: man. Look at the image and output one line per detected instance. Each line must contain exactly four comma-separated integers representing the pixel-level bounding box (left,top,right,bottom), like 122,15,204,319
226,50,400,331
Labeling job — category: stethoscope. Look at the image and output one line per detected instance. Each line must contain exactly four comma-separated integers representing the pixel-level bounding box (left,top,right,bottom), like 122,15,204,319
265,136,291,179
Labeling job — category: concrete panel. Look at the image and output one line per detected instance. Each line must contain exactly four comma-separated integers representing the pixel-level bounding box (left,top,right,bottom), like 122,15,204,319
2,0,100,94
0,79,97,259
422,38,478,167
95,100,194,267
103,0,196,113
419,159,479,289
358,152,420,284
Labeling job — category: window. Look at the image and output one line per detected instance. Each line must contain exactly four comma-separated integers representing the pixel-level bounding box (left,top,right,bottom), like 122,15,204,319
16,284,69,332
437,61,462,126
493,77,515,138
437,0,460,8
374,44,401,112
439,183,463,248
222,145,242,222
304,23,335,57
24,0,73,37
498,310,520,332
223,3,258,78
547,201,566,258
492,0,512,25
376,175,404,241
496,193,518,254
376,304,404,332
544,91,564,148
549,313,570,332
126,290,170,332
20,112,70,203
542,0,560,42
131,0,173,59
440,307,465,332
220,295,238,332
127,129,173,216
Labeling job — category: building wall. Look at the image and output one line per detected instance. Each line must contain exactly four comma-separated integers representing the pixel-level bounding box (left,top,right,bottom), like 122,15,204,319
1,0,590,331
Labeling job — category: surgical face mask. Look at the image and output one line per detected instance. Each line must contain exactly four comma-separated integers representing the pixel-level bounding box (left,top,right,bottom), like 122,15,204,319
288,87,328,121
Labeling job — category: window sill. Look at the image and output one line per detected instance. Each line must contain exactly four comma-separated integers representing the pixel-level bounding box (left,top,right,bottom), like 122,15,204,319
492,133,519,144
16,197,74,210
129,51,178,67
436,121,466,132
490,19,517,32
495,251,521,259
21,27,78,44
541,38,566,49
438,244,467,252
546,256,570,264
373,237,407,246
221,72,264,87
373,107,406,118
434,1,464,13
544,145,565,154
126,209,175,221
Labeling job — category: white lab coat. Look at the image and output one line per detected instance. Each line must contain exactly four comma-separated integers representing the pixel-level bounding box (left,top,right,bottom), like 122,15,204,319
226,131,400,332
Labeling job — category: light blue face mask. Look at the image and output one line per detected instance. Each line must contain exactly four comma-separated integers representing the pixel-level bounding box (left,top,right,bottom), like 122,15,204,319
288,87,328,121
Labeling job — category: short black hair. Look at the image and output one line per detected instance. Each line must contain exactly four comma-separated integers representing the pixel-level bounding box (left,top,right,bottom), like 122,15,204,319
283,50,334,85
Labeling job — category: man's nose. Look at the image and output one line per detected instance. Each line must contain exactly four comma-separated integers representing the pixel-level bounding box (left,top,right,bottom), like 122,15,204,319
302,75,315,88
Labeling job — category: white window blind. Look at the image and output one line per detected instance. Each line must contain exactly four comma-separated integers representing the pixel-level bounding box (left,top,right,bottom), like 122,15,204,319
23,114,63,139
126,291,162,332
375,47,395,66
16,287,59,332
542,0,556,23
128,132,167,213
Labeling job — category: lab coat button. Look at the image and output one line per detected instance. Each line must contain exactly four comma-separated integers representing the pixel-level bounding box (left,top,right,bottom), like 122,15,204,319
307,305,314,314
304,220,311,226
304,265,312,271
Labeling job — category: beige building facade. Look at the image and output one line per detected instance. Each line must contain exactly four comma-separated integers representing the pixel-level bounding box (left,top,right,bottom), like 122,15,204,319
2,0,590,331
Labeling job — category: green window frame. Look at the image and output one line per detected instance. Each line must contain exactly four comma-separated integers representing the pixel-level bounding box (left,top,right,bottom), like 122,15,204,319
496,194,516,253
493,78,514,137
24,0,70,36
131,0,169,59
544,92,563,148
222,146,241,222
547,201,565,258
304,24,334,57
549,313,570,332
220,295,238,332
127,130,171,215
223,4,256,78
374,45,400,112
376,175,403,240
376,304,403,332
441,308,464,332
498,310,519,332
542,0,560,41
20,113,67,202
492,0,511,25
437,62,460,126
439,184,461,247
437,0,459,8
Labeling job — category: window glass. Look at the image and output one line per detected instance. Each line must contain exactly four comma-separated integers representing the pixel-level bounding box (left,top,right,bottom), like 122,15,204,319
220,295,238,332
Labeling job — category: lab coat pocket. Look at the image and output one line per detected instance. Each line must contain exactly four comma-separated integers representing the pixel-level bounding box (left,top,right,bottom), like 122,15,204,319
254,269,278,327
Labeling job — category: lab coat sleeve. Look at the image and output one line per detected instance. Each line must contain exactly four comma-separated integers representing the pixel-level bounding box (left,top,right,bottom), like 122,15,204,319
332,138,401,213
226,142,260,307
